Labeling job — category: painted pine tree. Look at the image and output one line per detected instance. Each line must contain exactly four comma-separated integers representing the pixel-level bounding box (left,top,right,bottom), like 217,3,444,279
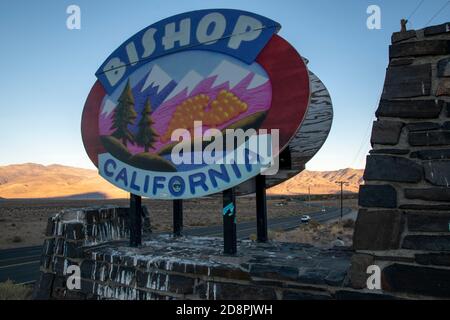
135,98,159,152
111,80,137,146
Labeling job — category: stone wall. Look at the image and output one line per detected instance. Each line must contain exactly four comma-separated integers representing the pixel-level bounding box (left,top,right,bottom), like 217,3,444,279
352,22,450,298
33,206,401,300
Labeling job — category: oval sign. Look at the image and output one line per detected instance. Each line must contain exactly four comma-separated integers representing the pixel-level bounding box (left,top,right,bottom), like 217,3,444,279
81,9,310,199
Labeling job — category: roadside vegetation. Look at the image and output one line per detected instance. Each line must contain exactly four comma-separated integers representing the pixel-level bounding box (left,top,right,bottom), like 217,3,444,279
251,218,355,248
0,280,33,300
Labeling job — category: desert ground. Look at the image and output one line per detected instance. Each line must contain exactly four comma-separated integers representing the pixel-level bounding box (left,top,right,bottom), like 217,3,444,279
0,164,361,249
0,196,329,249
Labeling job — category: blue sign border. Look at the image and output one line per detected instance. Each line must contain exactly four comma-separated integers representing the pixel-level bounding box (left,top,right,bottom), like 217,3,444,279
95,9,280,94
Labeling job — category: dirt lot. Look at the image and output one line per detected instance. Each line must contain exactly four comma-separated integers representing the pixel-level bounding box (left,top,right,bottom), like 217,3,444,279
0,196,316,249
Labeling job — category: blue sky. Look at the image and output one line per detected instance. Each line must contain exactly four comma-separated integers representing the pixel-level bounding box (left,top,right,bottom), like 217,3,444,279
0,0,448,171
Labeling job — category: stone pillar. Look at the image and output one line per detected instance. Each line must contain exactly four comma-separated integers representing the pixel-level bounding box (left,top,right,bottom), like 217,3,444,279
351,22,450,298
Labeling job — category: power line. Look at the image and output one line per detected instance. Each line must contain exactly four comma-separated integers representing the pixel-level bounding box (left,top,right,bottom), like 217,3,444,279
351,122,373,168
426,0,450,26
349,101,378,169
407,0,426,21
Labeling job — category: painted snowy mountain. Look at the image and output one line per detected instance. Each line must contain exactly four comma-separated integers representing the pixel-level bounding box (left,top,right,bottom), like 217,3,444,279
99,59,272,154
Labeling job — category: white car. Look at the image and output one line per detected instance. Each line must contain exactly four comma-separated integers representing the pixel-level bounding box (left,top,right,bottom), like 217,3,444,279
301,215,311,223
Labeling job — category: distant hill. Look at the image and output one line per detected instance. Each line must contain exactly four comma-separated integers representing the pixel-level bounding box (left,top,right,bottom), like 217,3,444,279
0,163,127,199
0,163,363,199
268,168,364,195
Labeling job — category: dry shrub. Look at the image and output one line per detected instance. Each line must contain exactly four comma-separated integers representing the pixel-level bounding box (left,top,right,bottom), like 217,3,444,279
271,219,354,248
0,280,33,300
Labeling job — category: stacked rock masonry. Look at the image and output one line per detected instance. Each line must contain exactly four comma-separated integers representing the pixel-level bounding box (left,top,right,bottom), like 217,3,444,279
353,22,450,298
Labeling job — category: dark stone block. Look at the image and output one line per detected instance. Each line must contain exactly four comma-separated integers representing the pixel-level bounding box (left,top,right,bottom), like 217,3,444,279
32,272,55,300
297,268,329,285
250,264,298,281
42,239,55,256
93,262,110,281
424,160,450,186
416,253,450,266
114,266,136,285
282,290,331,300
136,270,149,288
438,57,450,77
370,120,404,145
210,282,277,300
335,290,398,300
116,207,130,219
64,291,87,300
436,78,450,96
376,99,443,119
325,268,349,286
52,275,66,290
382,263,450,297
410,148,450,160
409,131,450,146
359,185,397,208
407,212,450,232
45,217,55,236
442,122,450,130
64,241,83,259
353,210,404,250
364,155,422,183
402,235,450,251
381,64,432,99
167,275,195,294
348,254,374,289
40,255,52,270
65,223,85,240
391,30,416,43
400,204,450,211
80,260,95,279
406,122,441,132
209,266,251,281
85,209,100,225
389,57,415,66
146,272,166,291
405,188,450,202
169,261,196,274
389,40,450,58
424,22,450,36
80,279,94,295
369,149,409,155
55,238,65,255
52,257,66,275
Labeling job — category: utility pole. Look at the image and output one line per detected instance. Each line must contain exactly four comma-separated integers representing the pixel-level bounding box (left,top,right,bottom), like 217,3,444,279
308,186,311,205
335,181,349,220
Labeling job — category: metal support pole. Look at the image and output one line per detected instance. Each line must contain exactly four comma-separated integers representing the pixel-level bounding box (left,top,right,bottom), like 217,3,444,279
223,188,237,255
129,193,142,247
255,174,268,242
173,199,183,237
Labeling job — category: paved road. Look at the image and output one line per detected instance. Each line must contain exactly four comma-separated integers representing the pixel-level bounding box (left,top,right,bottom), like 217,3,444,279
0,206,351,285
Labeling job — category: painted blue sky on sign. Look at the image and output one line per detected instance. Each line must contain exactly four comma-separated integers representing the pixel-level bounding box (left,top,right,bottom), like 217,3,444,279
104,50,269,105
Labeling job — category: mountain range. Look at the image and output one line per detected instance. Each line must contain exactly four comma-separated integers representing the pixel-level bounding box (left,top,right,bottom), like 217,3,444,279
0,163,363,199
